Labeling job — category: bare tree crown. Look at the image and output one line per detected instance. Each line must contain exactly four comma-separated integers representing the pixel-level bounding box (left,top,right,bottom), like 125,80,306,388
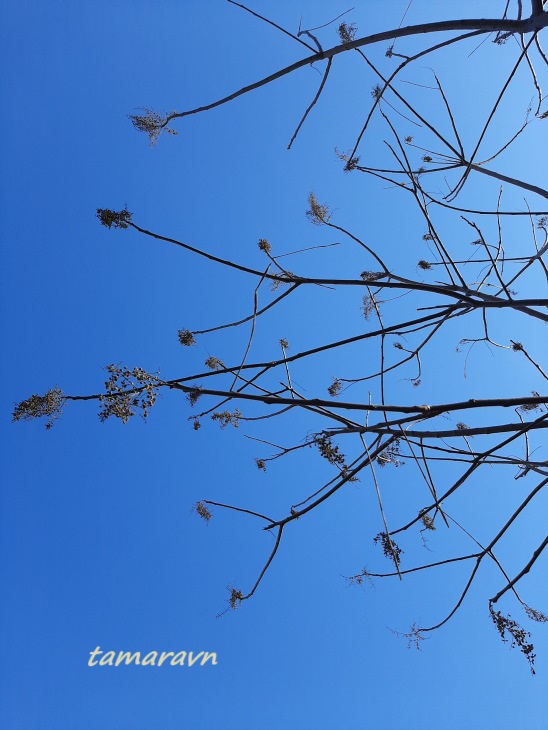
15,1,548,673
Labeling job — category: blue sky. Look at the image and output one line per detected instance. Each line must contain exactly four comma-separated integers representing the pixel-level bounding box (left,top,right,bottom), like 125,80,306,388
1,1,547,728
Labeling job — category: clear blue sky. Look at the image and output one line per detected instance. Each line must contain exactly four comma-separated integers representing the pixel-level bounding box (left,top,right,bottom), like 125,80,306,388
1,1,547,728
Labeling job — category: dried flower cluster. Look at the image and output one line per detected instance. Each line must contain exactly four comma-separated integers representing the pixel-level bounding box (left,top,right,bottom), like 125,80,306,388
374,531,404,569
187,388,202,407
98,364,160,423
229,588,244,610
195,501,212,522
362,294,375,320
178,329,197,347
128,108,179,146
258,238,271,254
12,388,64,429
377,438,403,468
96,207,133,229
489,605,537,674
328,378,343,398
420,513,436,531
306,193,331,226
205,357,225,371
524,605,548,623
336,148,360,172
271,272,296,291
337,22,357,45
360,271,383,281
211,409,242,429
314,434,347,469
395,623,427,651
